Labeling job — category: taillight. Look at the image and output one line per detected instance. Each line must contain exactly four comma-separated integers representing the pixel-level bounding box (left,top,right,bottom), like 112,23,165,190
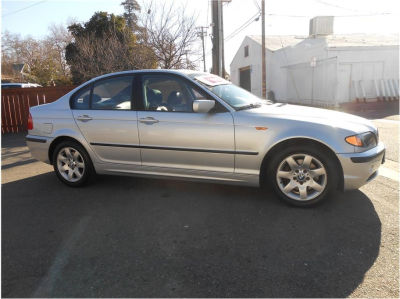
27,112,33,130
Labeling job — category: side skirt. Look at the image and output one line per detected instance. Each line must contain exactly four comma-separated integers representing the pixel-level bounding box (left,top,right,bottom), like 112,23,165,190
95,163,260,187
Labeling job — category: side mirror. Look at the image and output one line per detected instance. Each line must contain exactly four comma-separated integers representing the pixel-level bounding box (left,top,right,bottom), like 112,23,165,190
193,99,215,113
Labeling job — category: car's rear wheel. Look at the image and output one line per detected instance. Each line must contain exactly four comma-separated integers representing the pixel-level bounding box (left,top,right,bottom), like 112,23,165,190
52,141,94,187
268,145,337,207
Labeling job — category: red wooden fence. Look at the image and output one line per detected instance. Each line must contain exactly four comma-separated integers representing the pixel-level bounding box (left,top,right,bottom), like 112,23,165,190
1,86,76,134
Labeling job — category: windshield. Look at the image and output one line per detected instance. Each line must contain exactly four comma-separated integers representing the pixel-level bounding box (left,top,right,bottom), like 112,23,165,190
190,73,268,110
209,84,263,109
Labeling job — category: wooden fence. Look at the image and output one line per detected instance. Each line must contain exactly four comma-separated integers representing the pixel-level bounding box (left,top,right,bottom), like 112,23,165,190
1,86,76,134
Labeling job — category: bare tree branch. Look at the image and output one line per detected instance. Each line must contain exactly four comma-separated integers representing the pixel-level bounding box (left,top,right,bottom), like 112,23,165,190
139,1,200,69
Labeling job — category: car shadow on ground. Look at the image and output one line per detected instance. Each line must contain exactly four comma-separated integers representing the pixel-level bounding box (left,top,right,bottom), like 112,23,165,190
2,171,381,298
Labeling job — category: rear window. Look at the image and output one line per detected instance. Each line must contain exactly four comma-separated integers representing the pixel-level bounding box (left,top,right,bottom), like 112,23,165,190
71,85,91,109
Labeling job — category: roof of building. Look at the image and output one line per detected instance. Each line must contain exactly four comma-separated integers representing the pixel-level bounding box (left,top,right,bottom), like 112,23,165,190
248,35,306,51
248,33,399,51
325,34,399,47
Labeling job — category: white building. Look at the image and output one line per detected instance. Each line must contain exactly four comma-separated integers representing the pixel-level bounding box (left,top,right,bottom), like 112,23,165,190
230,16,399,106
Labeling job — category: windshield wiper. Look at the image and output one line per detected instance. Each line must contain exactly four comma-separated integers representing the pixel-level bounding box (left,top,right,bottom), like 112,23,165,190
236,103,262,111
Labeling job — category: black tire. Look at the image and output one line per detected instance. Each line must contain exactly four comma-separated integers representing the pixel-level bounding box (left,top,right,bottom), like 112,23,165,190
52,141,95,187
267,145,338,207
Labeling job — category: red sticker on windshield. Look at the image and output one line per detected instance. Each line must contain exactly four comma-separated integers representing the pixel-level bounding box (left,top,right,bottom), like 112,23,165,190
195,75,230,86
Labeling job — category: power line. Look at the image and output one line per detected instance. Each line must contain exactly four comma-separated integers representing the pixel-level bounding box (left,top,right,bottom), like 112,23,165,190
2,0,48,17
334,13,392,17
252,0,260,10
225,11,260,41
204,11,259,57
312,0,392,16
313,0,371,13
266,12,392,18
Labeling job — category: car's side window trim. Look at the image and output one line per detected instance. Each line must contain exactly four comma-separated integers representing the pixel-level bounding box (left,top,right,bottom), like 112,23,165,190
88,83,94,110
134,74,145,111
70,73,137,111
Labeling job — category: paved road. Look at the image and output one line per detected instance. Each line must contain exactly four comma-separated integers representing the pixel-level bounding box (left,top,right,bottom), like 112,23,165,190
2,116,398,297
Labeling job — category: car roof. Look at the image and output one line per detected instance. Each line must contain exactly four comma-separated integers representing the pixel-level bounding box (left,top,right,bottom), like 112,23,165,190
84,69,234,88
87,69,208,82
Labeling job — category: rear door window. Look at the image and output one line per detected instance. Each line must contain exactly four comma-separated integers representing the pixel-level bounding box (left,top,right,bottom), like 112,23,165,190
92,76,133,110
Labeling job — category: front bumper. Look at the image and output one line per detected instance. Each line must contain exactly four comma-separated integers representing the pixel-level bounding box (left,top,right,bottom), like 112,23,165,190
337,142,385,190
25,135,53,164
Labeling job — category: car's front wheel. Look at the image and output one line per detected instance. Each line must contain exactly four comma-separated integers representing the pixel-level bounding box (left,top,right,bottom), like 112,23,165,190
52,141,94,187
268,146,338,207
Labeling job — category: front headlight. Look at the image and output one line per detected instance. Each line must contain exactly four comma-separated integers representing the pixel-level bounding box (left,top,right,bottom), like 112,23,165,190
345,131,377,148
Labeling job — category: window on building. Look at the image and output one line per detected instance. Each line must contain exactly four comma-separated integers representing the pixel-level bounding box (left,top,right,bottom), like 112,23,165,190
244,45,249,57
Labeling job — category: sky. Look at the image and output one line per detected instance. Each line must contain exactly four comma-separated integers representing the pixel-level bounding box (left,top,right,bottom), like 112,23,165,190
1,0,399,71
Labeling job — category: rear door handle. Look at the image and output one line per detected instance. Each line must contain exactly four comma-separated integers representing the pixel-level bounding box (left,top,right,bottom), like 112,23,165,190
77,115,93,122
139,117,159,124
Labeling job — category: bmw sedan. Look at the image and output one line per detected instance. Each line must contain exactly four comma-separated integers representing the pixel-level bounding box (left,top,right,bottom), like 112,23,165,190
26,70,385,206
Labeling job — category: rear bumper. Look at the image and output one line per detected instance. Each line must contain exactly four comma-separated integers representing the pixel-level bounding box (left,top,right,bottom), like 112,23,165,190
337,142,385,190
25,135,53,164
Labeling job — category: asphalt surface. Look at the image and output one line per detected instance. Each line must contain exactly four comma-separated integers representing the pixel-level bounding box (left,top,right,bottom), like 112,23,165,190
1,109,399,297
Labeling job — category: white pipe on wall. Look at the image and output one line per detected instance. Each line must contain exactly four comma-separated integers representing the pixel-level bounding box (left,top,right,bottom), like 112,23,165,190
359,80,367,102
353,80,360,101
392,79,399,98
380,79,387,101
385,79,393,100
374,79,381,101
388,79,396,100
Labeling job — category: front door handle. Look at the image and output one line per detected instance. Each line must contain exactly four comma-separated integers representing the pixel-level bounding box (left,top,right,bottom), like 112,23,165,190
139,117,159,124
77,115,93,122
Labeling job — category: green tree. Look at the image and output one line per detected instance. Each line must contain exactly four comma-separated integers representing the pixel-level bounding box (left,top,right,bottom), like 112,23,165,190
66,11,156,84
121,0,141,32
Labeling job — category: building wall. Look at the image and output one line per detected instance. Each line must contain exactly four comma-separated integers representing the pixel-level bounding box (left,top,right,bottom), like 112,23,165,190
271,38,336,105
328,46,399,102
230,36,273,98
230,36,399,105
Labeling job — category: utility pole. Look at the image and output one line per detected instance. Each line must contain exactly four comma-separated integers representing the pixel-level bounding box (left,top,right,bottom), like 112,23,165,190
261,0,266,99
197,26,208,72
211,0,221,76
184,50,189,67
220,3,226,78
211,0,230,76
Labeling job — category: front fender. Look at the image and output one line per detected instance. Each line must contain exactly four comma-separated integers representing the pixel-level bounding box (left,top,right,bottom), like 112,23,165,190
234,118,355,176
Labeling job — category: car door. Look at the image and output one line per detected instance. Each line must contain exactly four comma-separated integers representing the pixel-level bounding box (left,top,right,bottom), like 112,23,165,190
136,73,235,173
71,75,141,165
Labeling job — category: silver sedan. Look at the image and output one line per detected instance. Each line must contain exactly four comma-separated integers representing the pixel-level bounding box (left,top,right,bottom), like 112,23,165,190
26,70,385,206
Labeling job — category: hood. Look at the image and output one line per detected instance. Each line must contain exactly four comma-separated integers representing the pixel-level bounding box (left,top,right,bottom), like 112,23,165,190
243,103,377,133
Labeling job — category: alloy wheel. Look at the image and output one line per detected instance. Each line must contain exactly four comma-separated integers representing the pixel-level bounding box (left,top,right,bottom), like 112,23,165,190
56,147,85,183
276,153,327,201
